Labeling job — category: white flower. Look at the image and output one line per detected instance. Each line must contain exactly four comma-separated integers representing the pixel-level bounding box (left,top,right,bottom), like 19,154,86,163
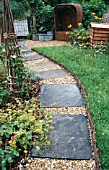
2,49,6,53
3,32,8,39
16,44,19,48
10,55,16,59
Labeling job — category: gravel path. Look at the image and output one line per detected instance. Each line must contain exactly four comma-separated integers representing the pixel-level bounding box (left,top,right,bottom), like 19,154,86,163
19,40,96,170
25,40,71,49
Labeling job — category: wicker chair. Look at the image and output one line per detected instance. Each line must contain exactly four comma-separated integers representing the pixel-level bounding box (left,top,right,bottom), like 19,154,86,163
54,3,83,41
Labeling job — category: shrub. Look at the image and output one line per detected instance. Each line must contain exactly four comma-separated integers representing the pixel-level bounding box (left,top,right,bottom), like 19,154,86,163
27,33,32,40
67,23,90,48
35,4,54,32
10,0,29,19
81,0,107,29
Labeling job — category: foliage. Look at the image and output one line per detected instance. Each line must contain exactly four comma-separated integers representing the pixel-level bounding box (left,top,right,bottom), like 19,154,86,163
10,0,29,19
1,0,108,19
35,4,54,32
33,45,109,169
10,46,30,96
0,97,52,169
0,43,31,106
0,43,52,169
27,33,32,40
0,45,11,107
0,44,6,66
91,42,109,55
81,0,107,29
66,23,90,48
0,86,10,107
103,0,109,5
0,2,3,14
43,0,82,6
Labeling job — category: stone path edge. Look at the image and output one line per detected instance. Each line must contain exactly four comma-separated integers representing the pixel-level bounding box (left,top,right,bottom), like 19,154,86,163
32,49,100,170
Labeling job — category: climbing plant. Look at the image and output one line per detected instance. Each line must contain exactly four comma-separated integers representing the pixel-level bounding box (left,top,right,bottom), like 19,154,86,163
2,0,30,95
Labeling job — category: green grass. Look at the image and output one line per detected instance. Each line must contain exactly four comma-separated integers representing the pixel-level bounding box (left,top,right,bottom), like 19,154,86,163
33,45,109,170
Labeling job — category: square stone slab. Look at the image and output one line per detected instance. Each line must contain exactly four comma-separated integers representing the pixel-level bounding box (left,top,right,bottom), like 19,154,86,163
33,69,69,80
24,54,44,61
40,84,84,107
18,40,27,49
23,49,32,54
32,114,92,160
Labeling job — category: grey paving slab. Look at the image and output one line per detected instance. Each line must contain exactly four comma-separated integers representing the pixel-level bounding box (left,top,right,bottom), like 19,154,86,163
32,69,69,80
40,84,84,107
18,40,27,49
32,114,92,160
23,49,32,54
24,54,44,61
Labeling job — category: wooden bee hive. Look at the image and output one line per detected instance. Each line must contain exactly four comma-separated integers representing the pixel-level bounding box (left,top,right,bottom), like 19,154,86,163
90,22,109,45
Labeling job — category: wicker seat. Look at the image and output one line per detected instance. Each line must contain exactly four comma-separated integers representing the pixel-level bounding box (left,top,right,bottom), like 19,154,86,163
54,3,83,41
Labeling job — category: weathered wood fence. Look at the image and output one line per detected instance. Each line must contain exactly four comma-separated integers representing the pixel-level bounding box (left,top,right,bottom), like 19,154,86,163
14,20,29,36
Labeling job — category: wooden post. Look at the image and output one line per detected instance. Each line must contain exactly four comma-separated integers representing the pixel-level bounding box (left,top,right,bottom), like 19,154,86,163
32,12,38,41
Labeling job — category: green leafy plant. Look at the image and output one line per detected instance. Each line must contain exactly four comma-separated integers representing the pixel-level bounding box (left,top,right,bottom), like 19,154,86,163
92,42,109,55
67,23,90,48
0,43,31,106
6,44,31,97
0,44,6,67
10,52,30,96
0,42,53,169
81,0,107,29
35,4,54,32
0,86,10,107
0,44,10,107
0,97,52,169
27,33,32,40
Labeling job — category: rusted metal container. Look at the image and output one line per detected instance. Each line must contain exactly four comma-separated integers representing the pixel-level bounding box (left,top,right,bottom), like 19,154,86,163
54,3,83,41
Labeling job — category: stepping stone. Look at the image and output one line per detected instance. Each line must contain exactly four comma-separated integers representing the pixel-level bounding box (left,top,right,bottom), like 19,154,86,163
32,114,92,160
18,40,25,46
28,61,59,71
24,54,44,61
40,84,84,107
23,49,32,54
32,69,69,80
18,40,27,49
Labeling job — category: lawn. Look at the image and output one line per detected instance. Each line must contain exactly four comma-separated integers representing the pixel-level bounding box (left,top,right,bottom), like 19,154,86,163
33,45,109,170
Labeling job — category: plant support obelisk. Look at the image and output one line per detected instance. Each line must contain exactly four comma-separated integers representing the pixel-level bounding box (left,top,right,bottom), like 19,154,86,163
2,0,20,91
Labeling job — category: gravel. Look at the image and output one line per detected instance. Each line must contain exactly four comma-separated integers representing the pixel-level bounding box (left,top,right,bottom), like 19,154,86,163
25,40,71,49
41,76,76,84
44,106,86,116
19,158,96,170
20,40,97,170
